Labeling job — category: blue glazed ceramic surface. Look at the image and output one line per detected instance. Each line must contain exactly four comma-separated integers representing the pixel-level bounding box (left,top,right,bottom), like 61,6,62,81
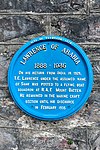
8,36,93,120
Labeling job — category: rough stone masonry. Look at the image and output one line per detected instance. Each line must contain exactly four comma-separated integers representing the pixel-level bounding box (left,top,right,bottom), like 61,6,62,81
0,0,100,150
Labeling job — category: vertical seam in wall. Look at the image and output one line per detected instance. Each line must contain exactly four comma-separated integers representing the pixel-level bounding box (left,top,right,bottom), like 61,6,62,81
49,15,52,35
84,0,90,16
86,128,89,150
46,15,51,35
87,0,90,16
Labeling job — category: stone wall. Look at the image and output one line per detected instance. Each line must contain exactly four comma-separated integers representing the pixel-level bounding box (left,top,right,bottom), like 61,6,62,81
0,0,100,150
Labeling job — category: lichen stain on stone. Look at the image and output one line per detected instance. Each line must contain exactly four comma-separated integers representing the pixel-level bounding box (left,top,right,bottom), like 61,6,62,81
67,115,95,129
17,115,30,128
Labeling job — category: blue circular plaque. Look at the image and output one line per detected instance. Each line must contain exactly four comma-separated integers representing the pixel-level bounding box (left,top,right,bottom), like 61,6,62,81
8,36,93,120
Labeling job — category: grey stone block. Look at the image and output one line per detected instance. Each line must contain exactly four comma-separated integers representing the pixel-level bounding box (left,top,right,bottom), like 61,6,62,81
0,128,18,150
90,0,100,12
0,96,23,121
51,16,87,43
17,127,87,150
87,127,100,150
1,127,99,150
0,15,46,42
0,0,87,14
87,15,100,42
83,46,100,75
51,15,100,42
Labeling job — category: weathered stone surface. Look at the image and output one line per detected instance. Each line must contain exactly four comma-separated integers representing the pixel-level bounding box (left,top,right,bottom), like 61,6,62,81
0,127,99,150
0,128,18,150
51,16,87,43
90,0,100,12
0,127,88,150
0,15,100,44
0,0,86,13
0,33,45,44
51,15,100,42
0,96,23,121
87,127,100,150
0,15,46,42
87,15,100,42
17,127,87,150
80,91,100,123
83,46,100,76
